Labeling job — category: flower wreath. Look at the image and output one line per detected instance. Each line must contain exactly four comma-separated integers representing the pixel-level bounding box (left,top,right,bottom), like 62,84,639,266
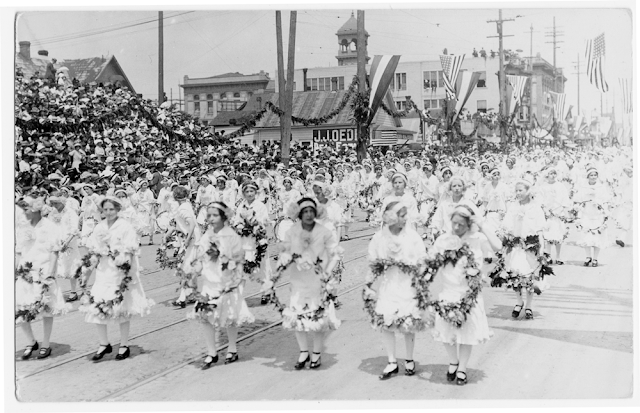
544,206,574,225
422,244,483,328
264,253,340,326
488,233,554,295
156,232,186,270
574,201,609,235
74,251,134,320
417,198,437,228
231,213,268,277
364,259,429,332
189,280,243,323
15,262,52,324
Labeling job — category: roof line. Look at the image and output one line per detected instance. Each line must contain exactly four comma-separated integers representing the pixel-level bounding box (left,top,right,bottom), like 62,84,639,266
106,56,136,94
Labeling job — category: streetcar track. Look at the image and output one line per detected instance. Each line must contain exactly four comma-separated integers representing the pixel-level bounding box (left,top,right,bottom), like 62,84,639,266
19,251,370,381
98,266,371,402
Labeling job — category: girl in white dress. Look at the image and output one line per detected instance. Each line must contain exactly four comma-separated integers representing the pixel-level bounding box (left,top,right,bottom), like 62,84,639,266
187,202,255,369
431,202,502,385
47,192,81,302
500,178,548,320
79,184,103,247
80,197,154,361
332,169,355,241
277,177,302,218
573,167,613,267
195,175,216,227
366,201,428,380
481,168,509,229
311,180,343,241
538,168,571,264
16,197,71,359
431,177,470,237
234,181,273,305
379,172,419,229
136,180,156,244
165,186,201,308
269,197,342,370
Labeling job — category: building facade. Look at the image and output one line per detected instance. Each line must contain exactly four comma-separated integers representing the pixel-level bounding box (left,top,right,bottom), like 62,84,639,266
180,71,271,125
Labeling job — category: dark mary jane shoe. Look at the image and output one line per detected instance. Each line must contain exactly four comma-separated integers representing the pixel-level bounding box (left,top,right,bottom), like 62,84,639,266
92,344,113,361
294,351,310,370
201,354,218,370
115,346,130,360
309,352,322,369
21,341,39,360
225,352,239,365
446,363,459,382
456,371,468,386
404,360,416,376
37,347,52,359
379,362,399,380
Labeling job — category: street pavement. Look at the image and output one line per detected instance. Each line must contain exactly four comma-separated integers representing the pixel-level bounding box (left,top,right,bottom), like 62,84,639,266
14,211,634,403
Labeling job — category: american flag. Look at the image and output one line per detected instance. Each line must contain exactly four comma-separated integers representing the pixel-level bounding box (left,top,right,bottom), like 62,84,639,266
619,78,633,113
507,75,529,105
585,33,609,92
440,54,465,100
549,91,567,120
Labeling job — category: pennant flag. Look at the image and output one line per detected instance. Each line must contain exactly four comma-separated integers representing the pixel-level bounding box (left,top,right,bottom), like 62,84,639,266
440,54,465,100
368,55,401,124
453,71,482,122
619,78,633,113
585,33,609,92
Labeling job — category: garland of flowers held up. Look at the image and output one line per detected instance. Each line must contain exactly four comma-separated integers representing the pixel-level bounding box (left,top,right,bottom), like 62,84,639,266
231,212,269,278
74,251,134,320
573,201,609,234
15,262,53,324
488,234,554,295
364,259,430,332
156,232,186,270
422,244,483,328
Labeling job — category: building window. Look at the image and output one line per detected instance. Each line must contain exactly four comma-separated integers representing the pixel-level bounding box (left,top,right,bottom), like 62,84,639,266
233,92,241,98
395,100,407,111
311,78,318,91
220,93,227,100
219,101,243,111
423,99,439,110
391,73,407,91
206,94,214,114
423,71,441,90
477,100,487,113
339,76,344,90
340,39,349,53
477,71,487,88
193,94,200,113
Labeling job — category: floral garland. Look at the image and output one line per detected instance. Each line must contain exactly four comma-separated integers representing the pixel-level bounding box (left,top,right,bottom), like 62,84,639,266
574,201,609,234
74,250,134,319
423,244,483,328
363,259,430,332
15,262,53,324
453,119,479,139
231,212,268,276
488,233,554,294
189,280,243,322
156,232,185,270
264,253,337,327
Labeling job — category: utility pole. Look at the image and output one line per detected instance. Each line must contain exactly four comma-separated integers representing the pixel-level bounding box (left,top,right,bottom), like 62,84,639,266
158,11,164,105
275,11,296,167
572,53,584,114
545,16,564,91
487,9,515,143
356,10,368,162
524,24,539,127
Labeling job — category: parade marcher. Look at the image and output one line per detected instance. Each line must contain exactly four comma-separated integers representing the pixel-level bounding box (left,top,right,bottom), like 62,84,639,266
165,186,201,308
481,167,509,229
431,176,469,237
81,197,154,361
499,178,549,320
538,168,571,264
312,180,343,241
195,175,216,227
79,184,103,246
16,197,71,359
431,201,502,385
187,202,255,369
378,172,419,229
266,197,342,370
47,192,82,302
136,180,156,244
234,181,273,305
277,176,302,218
573,167,612,267
332,169,355,241
366,201,428,379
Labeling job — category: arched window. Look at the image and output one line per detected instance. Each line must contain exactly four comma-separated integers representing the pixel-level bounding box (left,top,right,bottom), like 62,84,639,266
207,94,213,114
220,92,227,100
193,94,200,113
233,92,241,98
340,39,349,53
350,39,357,52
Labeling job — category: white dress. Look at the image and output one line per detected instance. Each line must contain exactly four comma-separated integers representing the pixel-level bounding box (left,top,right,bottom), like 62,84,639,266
367,226,428,333
187,226,255,327
573,181,612,249
379,192,419,228
538,181,571,244
430,232,493,345
280,221,341,332
48,206,81,279
233,199,271,277
16,217,71,324
80,218,154,324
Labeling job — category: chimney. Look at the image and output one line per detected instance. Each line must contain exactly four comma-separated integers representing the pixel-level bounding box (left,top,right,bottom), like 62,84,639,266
19,41,30,59
302,68,308,91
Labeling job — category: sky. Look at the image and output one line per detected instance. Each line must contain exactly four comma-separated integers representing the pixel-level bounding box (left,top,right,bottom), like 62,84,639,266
14,4,633,121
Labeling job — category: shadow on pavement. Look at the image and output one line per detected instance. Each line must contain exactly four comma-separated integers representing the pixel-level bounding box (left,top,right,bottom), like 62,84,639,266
414,364,487,386
492,326,632,353
15,342,71,361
